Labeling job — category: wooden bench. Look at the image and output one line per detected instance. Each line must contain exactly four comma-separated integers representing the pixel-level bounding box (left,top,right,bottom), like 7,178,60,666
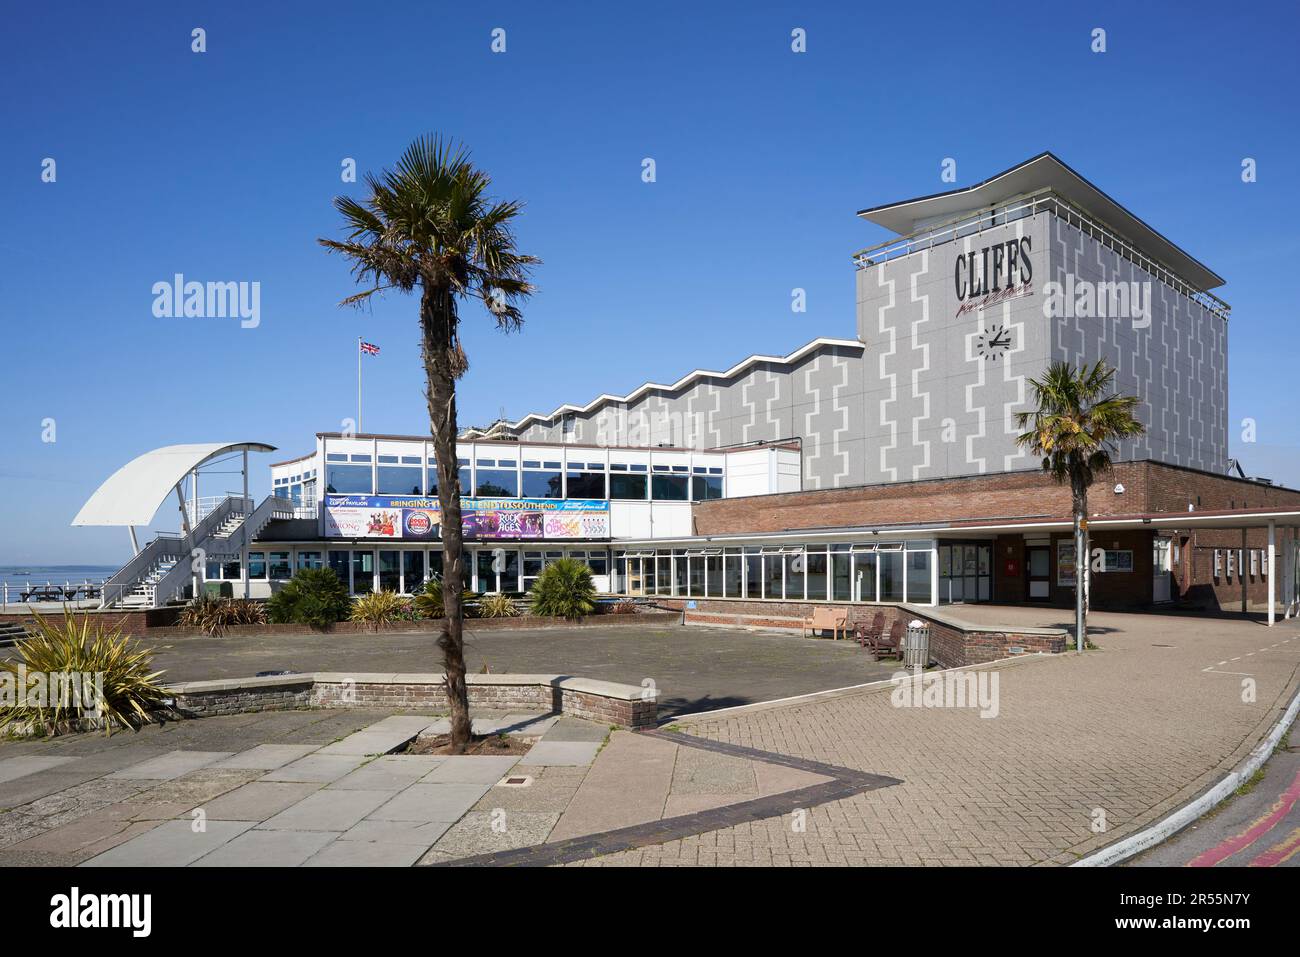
803,606,848,640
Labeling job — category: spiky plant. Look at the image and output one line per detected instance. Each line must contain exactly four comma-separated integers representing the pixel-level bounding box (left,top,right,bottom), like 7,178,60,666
320,135,538,752
477,593,520,619
266,567,352,629
350,590,409,632
0,610,171,736
1015,359,1145,651
528,558,598,620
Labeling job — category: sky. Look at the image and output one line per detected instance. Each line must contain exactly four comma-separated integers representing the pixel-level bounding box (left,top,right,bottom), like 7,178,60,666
3,0,1299,565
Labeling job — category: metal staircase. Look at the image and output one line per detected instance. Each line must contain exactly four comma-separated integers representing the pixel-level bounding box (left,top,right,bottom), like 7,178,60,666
100,494,295,609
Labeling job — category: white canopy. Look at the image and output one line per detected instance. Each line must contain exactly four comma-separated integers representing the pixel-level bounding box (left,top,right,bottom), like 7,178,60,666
71,442,276,527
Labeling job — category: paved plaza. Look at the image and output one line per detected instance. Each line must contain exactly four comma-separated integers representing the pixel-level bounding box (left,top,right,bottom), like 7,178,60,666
2,609,1298,866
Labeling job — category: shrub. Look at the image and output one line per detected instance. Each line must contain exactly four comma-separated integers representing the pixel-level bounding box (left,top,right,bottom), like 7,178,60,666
265,567,351,628
0,611,172,736
179,596,267,636
350,590,409,631
477,593,519,619
607,598,638,615
414,577,478,620
529,558,597,619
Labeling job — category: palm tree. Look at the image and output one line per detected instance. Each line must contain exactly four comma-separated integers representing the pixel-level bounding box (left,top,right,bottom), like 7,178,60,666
1015,360,1145,652
320,136,538,750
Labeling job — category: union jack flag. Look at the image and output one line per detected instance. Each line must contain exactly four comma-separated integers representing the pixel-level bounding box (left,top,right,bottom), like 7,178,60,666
359,341,380,356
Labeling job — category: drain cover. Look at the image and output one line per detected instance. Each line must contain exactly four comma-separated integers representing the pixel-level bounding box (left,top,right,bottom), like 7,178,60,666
499,775,533,787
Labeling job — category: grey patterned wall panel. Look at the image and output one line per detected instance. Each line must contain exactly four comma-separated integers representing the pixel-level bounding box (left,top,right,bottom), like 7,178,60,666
502,209,1226,489
856,213,1052,483
1048,216,1227,473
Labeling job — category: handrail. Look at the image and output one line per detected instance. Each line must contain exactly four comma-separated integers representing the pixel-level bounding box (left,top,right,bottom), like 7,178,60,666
852,191,1230,321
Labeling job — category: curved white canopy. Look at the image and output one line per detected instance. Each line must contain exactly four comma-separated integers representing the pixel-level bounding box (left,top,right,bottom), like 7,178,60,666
72,442,276,527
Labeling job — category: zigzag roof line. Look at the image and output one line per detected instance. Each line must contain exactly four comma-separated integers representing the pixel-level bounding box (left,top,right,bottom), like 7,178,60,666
463,336,866,438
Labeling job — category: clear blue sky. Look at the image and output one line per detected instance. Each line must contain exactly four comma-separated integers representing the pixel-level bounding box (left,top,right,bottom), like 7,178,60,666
3,0,1298,565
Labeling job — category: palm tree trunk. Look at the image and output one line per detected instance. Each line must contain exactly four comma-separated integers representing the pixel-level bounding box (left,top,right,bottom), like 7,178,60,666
1072,475,1088,653
421,287,472,752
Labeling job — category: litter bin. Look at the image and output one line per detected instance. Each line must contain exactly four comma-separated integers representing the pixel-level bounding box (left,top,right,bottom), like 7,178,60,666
903,620,930,669
203,580,233,599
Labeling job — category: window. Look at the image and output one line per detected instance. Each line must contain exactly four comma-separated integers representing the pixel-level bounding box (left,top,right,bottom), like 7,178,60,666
328,550,349,586
906,550,932,604
784,550,805,600
724,549,743,597
352,551,375,594
1097,550,1134,573
425,468,440,497
705,552,724,596
522,464,563,498
692,474,724,500
652,474,689,501
805,548,827,600
377,464,423,495
458,459,472,494
269,552,292,580
609,472,648,500
566,469,606,499
378,550,401,592
657,554,674,596
585,552,609,576
427,550,443,582
326,463,371,494
296,551,322,571
475,468,519,498
831,545,851,601
879,547,904,602
403,551,425,592
744,548,762,598
687,552,705,596
763,549,784,598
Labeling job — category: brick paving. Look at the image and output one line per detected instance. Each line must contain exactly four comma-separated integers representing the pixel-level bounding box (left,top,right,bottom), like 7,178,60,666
572,610,1300,866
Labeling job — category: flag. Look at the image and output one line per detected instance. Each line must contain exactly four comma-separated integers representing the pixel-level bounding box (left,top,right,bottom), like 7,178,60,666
360,341,380,356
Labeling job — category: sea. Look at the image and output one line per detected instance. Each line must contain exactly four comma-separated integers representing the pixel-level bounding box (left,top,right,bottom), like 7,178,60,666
0,565,118,595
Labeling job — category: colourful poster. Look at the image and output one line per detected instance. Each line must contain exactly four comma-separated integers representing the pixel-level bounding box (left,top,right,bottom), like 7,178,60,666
322,496,607,541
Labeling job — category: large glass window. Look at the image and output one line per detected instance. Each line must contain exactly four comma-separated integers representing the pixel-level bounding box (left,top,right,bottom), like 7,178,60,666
522,466,563,498
425,468,440,497
652,474,689,501
763,550,783,598
724,549,742,597
427,550,444,582
377,464,423,495
692,474,724,500
854,550,877,602
297,551,322,571
687,553,705,596
458,459,472,495
566,469,606,499
806,548,828,601
831,545,852,601
402,551,425,593
656,555,673,596
269,552,292,580
906,549,932,604
784,550,805,600
328,550,348,585
744,548,762,598
672,551,688,596
352,551,374,594
705,553,723,596
609,473,648,500
378,550,401,592
475,468,519,498
326,463,372,494
879,548,905,602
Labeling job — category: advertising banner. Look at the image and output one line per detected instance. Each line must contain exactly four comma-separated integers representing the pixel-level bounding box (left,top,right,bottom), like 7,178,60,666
322,496,608,541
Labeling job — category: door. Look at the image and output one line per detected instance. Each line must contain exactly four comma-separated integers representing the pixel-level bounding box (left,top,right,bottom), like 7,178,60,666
1027,546,1051,600
476,548,519,593
1153,538,1172,603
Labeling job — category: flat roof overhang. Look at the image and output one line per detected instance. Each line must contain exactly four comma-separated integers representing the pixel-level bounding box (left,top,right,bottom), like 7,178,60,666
613,507,1300,548
856,152,1225,293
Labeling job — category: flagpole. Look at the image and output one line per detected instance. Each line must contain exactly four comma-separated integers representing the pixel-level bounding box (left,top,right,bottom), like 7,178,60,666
357,336,363,432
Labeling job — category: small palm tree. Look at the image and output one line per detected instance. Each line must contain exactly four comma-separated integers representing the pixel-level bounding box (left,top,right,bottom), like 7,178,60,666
320,136,539,750
1015,360,1145,651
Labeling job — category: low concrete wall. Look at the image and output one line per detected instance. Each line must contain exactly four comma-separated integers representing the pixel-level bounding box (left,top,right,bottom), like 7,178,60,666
656,597,1066,668
167,672,657,728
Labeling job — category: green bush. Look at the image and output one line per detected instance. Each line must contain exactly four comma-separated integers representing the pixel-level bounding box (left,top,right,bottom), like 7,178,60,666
350,590,409,631
529,558,597,619
0,611,172,736
266,567,351,628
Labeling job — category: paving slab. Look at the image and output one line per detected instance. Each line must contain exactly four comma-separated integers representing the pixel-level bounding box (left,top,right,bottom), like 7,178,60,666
340,818,452,846
547,732,675,842
540,717,612,742
518,741,602,767
430,810,562,858
420,755,519,785
0,756,78,783
107,750,233,781
261,754,367,784
212,745,320,771
328,756,443,791
259,789,393,832
7,812,163,862
368,783,491,823
192,828,338,867
315,732,415,756
304,839,426,867
670,747,757,795
198,782,324,821
0,770,104,809
81,819,255,867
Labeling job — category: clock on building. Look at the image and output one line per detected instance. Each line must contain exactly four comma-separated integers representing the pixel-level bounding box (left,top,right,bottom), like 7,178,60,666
975,323,1013,361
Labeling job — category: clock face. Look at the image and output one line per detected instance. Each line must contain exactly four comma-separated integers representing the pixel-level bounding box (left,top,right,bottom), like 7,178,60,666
975,323,1013,361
